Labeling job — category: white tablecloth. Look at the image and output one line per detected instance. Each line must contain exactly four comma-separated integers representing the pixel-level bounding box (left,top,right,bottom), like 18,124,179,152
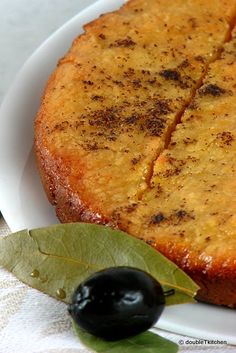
0,218,235,353
0,1,235,352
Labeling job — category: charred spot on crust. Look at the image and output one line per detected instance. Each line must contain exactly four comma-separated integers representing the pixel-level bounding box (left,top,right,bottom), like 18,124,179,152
216,131,234,146
51,121,69,132
151,213,166,224
111,37,136,48
194,55,205,63
175,210,188,219
112,204,138,220
183,137,197,145
99,33,106,40
178,59,190,69
159,69,181,81
155,165,182,178
125,203,138,213
112,80,125,87
83,80,94,86
132,79,142,88
151,209,195,226
123,68,135,77
131,158,138,165
173,209,195,224
199,84,226,97
188,17,198,29
91,95,104,101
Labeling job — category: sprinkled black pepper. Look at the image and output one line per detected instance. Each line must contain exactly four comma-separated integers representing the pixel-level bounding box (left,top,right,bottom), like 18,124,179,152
199,84,226,97
112,37,136,47
159,69,181,81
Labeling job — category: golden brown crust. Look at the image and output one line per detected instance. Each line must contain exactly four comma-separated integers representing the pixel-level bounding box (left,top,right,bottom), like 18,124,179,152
149,242,236,307
34,141,110,225
36,139,236,307
35,0,236,307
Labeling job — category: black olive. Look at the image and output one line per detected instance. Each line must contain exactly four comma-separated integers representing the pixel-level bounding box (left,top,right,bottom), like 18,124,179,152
68,267,165,341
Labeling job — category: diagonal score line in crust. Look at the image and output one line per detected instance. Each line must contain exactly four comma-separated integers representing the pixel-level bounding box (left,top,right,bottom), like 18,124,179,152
142,9,236,195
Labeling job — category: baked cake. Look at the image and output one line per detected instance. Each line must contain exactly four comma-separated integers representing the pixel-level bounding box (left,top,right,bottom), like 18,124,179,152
35,0,236,306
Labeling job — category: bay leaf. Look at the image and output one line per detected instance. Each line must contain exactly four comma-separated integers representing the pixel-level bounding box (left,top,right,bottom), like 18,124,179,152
73,322,179,353
0,223,199,305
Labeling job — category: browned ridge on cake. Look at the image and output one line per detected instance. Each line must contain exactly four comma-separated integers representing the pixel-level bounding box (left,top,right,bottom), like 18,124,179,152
35,0,236,307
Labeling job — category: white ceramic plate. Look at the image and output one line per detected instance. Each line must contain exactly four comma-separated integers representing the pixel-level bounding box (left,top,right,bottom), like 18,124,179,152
0,0,235,344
